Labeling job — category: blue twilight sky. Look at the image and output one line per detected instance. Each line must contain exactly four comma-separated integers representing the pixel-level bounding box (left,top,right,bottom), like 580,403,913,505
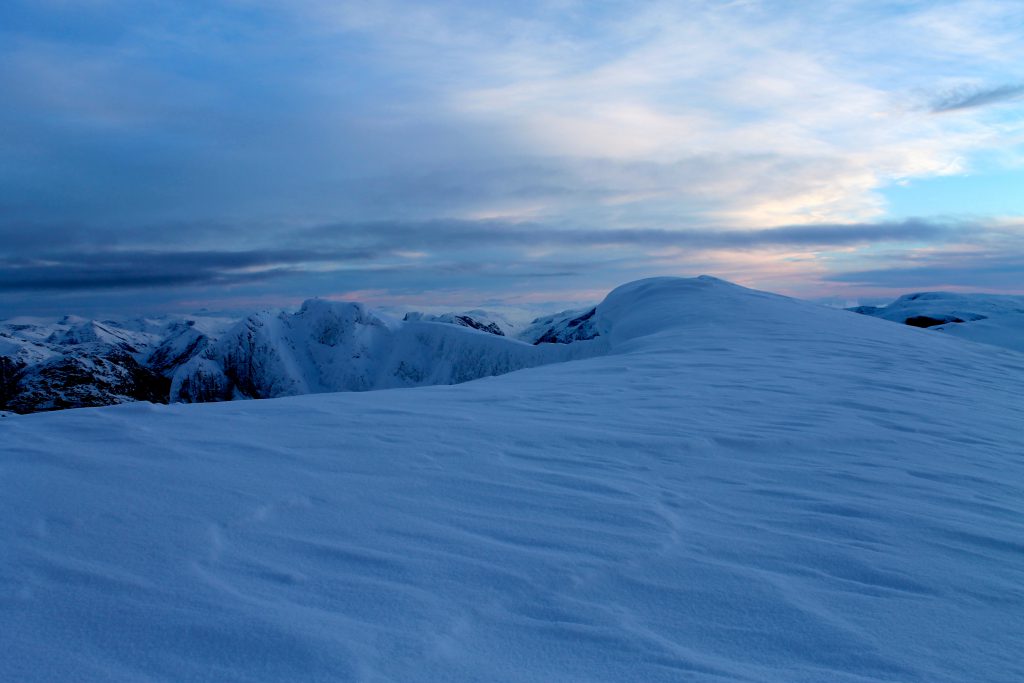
2,0,1023,316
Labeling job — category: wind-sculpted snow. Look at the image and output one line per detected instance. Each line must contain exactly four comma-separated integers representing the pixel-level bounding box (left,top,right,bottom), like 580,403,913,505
850,291,1024,352
3,276,1023,682
172,299,603,402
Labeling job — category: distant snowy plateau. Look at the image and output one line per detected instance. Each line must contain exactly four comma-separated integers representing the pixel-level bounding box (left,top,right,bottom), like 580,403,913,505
2,277,1022,682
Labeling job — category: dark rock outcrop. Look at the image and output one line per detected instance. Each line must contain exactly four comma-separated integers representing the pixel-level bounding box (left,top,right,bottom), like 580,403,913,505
5,349,170,414
527,307,599,345
904,315,965,329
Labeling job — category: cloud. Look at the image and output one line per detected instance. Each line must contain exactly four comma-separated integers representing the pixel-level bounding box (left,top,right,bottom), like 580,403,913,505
302,217,958,251
0,248,377,292
0,218,975,295
931,84,1024,113
2,0,1024,313
825,253,1024,290
4,0,1024,234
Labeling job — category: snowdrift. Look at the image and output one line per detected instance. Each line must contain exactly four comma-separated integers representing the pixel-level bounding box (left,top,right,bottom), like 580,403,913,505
2,276,1023,682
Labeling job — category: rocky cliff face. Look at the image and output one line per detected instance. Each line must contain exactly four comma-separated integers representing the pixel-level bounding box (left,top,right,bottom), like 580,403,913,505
0,315,230,414
5,348,169,413
520,307,600,345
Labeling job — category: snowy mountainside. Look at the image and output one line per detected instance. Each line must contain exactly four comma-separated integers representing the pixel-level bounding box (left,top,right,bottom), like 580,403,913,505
4,348,168,414
849,291,1024,352
2,300,611,413
145,318,223,376
44,319,161,357
405,305,603,345
2,276,1023,682
171,299,601,403
6,283,1023,414
0,314,234,413
402,309,515,337
519,306,600,344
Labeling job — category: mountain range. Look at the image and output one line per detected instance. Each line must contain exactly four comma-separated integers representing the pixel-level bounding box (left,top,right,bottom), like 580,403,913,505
2,282,1021,415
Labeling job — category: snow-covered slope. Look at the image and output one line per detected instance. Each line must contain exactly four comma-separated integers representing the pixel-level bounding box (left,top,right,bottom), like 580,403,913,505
398,307,602,346
170,300,600,403
403,309,516,337
2,276,1023,682
850,291,1024,352
0,318,165,413
2,299,611,413
4,348,168,413
519,306,600,344
146,317,235,376
0,315,234,413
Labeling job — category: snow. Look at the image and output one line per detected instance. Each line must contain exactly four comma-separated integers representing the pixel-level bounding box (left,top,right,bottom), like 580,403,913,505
1,314,236,413
2,276,1023,682
936,313,1024,353
850,291,1024,353
170,300,601,403
403,309,518,337
519,306,600,344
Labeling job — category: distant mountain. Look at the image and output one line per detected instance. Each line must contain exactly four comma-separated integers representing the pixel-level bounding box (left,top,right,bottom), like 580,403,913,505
402,310,515,337
0,301,602,414
0,314,233,413
402,306,603,346
6,285,1020,415
848,291,1024,353
520,307,600,345
170,299,599,403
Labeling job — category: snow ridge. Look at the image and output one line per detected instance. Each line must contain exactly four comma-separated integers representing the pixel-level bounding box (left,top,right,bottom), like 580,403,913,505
6,280,1023,414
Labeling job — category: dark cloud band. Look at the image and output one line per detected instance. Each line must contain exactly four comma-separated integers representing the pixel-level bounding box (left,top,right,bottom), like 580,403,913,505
0,218,976,294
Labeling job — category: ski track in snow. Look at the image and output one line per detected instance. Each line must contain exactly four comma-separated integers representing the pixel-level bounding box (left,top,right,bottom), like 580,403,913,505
2,277,1023,682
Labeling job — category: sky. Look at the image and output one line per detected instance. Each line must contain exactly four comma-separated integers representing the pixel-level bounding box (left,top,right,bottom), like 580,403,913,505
2,0,1023,317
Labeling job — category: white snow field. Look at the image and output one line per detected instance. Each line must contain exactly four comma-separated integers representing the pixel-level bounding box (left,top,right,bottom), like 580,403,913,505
850,291,1024,353
2,276,1023,682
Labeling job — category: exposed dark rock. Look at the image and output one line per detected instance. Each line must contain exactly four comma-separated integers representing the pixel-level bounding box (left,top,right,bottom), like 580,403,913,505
5,349,170,414
454,315,505,336
403,312,507,337
146,321,210,376
0,356,26,410
531,307,599,345
904,315,964,329
848,305,882,315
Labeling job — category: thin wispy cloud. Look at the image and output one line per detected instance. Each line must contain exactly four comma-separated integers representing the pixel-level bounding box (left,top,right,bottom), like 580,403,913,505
931,83,1024,112
2,218,1012,309
825,254,1024,291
